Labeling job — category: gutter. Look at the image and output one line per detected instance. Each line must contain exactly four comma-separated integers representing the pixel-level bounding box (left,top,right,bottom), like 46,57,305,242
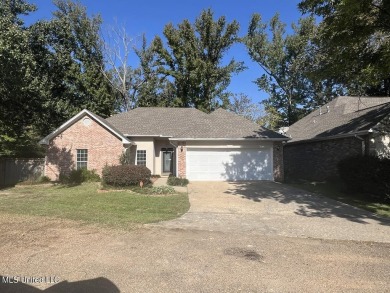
168,137,290,141
124,134,173,138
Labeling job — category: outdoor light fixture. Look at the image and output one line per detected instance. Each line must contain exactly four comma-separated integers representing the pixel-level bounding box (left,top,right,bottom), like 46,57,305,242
180,146,183,152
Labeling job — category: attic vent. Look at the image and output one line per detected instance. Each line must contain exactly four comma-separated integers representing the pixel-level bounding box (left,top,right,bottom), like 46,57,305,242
83,117,92,126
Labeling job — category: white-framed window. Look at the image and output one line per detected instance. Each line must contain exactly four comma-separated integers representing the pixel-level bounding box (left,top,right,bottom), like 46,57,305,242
136,150,146,166
76,149,88,170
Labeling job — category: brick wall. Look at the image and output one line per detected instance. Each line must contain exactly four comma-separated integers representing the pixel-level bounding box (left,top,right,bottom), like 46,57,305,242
177,141,186,178
273,142,284,182
284,136,364,181
45,116,125,180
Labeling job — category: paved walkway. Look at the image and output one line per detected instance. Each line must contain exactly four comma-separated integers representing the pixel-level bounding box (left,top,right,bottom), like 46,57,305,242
152,177,168,186
153,177,187,193
154,181,390,242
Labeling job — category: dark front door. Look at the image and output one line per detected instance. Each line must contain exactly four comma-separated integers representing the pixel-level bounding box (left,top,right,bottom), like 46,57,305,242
162,150,173,174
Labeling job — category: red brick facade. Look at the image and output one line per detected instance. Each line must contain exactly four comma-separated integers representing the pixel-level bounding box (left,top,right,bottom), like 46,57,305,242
177,141,186,178
44,116,125,180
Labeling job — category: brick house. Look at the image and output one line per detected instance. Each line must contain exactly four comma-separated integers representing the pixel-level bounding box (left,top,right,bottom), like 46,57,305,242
40,107,288,182
283,96,390,181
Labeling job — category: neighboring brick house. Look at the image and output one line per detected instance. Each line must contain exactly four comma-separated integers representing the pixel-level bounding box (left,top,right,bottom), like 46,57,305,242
283,96,390,181
40,108,289,182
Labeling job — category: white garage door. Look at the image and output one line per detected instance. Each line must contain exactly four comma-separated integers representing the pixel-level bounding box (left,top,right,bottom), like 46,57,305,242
186,148,273,181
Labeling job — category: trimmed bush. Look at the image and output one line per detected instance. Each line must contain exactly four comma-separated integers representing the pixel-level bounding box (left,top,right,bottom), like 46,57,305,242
102,165,151,187
338,155,390,202
167,175,189,187
60,169,100,185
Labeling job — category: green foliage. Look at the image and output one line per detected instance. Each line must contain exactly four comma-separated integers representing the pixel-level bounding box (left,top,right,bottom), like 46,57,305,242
60,169,100,185
167,175,189,187
338,156,390,203
119,151,131,165
0,129,45,158
257,104,283,130
298,0,390,95
150,186,175,195
102,165,151,187
152,9,244,113
35,0,115,127
104,34,174,111
0,0,115,156
228,93,263,122
0,0,45,157
245,14,344,126
38,176,51,183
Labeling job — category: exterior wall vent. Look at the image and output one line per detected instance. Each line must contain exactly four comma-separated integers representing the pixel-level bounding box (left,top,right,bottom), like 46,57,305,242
83,117,92,126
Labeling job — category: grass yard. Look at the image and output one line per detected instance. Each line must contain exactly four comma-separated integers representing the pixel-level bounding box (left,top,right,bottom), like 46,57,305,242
0,183,190,228
289,182,390,218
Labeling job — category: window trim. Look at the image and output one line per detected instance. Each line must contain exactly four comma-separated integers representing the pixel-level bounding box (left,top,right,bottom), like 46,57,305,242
76,149,88,170
136,150,147,166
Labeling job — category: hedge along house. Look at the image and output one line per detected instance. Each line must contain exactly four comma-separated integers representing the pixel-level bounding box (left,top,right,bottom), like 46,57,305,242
40,107,289,182
283,96,390,181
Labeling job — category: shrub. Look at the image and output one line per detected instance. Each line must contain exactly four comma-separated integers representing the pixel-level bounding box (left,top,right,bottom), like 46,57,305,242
18,175,51,185
102,165,151,187
167,175,189,187
80,169,101,182
60,169,100,185
338,155,390,202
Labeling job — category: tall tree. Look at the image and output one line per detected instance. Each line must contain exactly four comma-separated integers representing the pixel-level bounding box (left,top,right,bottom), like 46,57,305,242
299,0,390,95
103,30,172,111
102,24,137,111
245,14,344,127
152,9,245,113
135,36,175,108
0,0,44,156
228,93,263,122
35,0,114,132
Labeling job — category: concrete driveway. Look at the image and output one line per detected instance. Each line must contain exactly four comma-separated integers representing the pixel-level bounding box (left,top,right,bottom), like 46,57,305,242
157,181,390,242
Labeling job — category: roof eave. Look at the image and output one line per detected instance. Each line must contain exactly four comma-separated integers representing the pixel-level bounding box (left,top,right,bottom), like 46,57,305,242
124,134,173,138
286,129,373,145
169,137,290,141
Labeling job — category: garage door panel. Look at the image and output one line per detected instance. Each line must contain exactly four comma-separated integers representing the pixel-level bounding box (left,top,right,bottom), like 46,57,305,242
186,148,273,181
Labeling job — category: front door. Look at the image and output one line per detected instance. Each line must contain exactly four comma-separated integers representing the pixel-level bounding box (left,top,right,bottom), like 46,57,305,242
162,149,173,174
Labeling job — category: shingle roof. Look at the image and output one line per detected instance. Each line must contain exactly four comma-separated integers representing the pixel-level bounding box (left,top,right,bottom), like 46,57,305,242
286,96,390,143
106,107,287,140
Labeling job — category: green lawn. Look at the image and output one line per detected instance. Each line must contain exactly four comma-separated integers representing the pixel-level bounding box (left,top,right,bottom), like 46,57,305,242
0,183,190,228
289,182,390,218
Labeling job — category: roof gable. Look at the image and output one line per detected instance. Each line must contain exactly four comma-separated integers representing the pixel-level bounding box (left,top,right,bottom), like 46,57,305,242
286,96,390,142
39,109,131,145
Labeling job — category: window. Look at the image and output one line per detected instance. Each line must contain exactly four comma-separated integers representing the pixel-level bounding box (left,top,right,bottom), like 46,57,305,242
76,149,88,170
136,150,146,166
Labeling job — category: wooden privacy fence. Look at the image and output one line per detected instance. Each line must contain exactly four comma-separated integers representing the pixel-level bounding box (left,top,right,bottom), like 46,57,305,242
0,158,45,186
